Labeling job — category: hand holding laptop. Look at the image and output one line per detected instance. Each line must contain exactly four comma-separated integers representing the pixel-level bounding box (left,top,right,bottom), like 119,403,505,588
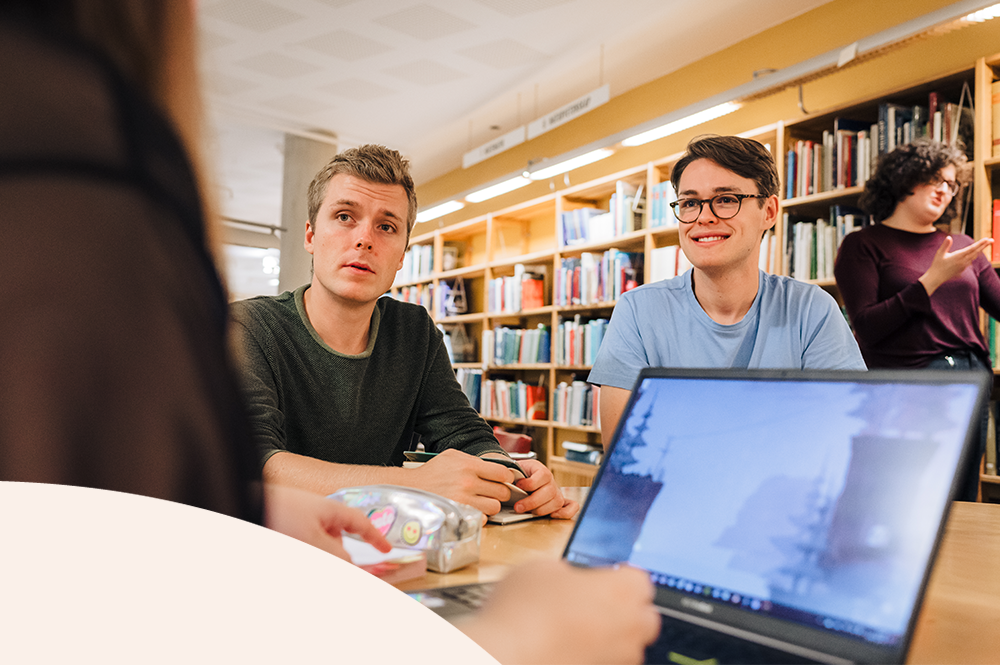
458,559,660,665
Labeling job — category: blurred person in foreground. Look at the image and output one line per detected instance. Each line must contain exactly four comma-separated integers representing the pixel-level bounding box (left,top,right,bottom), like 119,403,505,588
0,2,657,663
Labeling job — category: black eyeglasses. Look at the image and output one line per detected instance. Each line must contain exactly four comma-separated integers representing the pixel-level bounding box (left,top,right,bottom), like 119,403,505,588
669,193,765,223
928,175,959,196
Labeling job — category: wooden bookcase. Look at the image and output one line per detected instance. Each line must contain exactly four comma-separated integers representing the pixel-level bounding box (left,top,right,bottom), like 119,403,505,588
394,54,1000,496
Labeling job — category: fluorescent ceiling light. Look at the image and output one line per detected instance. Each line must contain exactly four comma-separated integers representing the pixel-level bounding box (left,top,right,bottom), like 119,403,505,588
964,3,1000,22
621,102,742,147
415,200,464,223
465,176,531,203
527,148,614,180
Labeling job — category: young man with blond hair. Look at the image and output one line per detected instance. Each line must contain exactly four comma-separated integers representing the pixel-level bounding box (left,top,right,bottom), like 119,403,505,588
232,145,576,518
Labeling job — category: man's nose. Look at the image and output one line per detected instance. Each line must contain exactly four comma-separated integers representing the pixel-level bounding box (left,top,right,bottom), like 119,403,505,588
355,224,373,249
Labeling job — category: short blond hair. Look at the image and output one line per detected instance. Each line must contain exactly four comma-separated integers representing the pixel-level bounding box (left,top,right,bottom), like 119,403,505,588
307,145,418,240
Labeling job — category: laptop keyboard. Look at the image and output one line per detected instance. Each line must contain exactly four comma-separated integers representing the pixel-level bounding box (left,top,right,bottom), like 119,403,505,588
645,614,815,665
438,582,495,610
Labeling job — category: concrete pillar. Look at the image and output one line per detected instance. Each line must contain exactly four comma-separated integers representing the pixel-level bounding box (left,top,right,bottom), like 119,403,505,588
278,134,338,293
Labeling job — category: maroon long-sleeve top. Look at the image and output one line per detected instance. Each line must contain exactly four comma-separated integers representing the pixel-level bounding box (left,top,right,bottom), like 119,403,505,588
834,223,1000,368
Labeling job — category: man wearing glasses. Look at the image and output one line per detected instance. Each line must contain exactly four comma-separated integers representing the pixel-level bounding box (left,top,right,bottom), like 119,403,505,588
589,135,866,444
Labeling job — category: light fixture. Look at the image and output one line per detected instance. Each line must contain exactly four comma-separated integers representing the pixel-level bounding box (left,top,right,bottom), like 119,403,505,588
526,148,614,181
621,102,742,147
465,176,531,203
415,200,464,223
963,3,1000,22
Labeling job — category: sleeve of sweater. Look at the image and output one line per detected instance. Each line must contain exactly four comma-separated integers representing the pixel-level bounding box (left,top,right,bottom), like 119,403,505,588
229,313,288,468
415,320,505,458
834,229,933,348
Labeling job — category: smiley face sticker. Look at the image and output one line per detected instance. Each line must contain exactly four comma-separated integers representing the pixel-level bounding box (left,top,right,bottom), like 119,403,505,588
401,519,422,546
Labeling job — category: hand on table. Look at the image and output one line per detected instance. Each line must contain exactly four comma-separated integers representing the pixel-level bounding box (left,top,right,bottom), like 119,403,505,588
263,483,391,561
408,449,515,516
460,559,660,664
509,458,579,519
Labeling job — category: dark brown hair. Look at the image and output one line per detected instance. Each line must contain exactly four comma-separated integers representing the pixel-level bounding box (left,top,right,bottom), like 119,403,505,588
859,139,970,223
670,135,780,200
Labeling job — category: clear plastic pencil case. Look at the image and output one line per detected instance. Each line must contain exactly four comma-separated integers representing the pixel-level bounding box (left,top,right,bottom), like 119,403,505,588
328,485,482,573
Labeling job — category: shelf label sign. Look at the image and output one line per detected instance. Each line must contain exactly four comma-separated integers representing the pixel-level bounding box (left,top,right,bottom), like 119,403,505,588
463,126,527,169
528,84,610,140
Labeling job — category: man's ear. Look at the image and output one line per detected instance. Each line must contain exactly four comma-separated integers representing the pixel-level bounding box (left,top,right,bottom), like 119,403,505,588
762,195,779,231
304,220,315,254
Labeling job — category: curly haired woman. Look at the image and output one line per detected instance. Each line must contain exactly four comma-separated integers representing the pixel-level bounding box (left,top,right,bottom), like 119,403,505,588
835,139,1000,500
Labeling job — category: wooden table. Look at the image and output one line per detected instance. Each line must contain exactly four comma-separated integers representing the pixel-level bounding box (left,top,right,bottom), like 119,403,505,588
398,492,1000,664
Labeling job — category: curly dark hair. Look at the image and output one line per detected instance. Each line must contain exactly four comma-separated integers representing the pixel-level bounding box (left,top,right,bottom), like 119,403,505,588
859,139,970,224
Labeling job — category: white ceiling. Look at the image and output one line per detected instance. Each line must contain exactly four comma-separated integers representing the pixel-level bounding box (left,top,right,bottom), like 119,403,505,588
198,0,834,227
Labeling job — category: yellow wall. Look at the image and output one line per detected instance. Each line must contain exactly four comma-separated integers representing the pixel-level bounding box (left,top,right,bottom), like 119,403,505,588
414,0,1000,235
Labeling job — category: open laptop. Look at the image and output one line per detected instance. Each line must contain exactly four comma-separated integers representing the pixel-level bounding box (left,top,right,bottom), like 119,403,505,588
409,368,989,664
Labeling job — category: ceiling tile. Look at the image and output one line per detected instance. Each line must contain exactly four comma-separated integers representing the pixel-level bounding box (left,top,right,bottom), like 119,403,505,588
201,0,305,32
204,72,259,96
458,39,547,69
374,4,476,40
383,59,466,86
312,0,362,7
298,30,394,61
236,53,323,78
321,78,397,102
198,29,237,51
260,95,332,115
472,0,574,16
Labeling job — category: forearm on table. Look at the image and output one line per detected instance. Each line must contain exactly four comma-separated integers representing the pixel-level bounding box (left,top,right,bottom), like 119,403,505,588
262,450,412,495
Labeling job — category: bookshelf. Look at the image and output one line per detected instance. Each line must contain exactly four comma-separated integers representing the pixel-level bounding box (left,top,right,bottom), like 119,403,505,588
395,54,1000,495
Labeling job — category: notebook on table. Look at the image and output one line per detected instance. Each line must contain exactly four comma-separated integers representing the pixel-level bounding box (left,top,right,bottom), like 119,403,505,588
409,368,989,664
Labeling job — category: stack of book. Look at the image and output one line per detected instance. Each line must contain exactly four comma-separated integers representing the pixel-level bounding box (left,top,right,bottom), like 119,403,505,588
559,207,612,246
784,206,870,282
553,249,643,306
555,315,608,366
561,441,603,465
455,368,482,410
647,180,678,229
552,380,598,428
488,264,546,313
392,283,433,313
784,93,974,201
485,324,551,366
480,378,547,421
397,244,433,283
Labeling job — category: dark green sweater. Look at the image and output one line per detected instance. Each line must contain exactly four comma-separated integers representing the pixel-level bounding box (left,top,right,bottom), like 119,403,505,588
230,286,502,469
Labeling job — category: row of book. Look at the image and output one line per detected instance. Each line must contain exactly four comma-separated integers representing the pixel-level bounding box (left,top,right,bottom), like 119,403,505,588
480,378,547,421
397,243,434,284
558,181,643,247
785,93,973,200
484,325,552,366
552,380,599,427
487,264,546,313
455,368,482,411
392,283,433,313
648,245,693,283
785,122,874,198
555,315,608,366
554,249,643,306
784,206,872,281
647,180,679,229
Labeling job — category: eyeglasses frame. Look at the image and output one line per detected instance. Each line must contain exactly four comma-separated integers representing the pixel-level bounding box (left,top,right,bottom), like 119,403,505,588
669,193,767,223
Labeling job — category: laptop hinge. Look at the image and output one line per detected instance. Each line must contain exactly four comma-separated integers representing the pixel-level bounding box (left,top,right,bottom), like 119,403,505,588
656,605,853,665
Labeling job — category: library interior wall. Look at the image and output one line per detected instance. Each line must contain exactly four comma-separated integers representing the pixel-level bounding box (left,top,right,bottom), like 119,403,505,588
413,0,991,233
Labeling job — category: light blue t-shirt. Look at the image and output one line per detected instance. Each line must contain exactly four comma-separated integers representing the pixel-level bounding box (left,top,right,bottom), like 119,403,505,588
589,270,866,390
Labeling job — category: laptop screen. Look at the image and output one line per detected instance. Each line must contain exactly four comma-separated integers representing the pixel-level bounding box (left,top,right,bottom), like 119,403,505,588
564,369,985,657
